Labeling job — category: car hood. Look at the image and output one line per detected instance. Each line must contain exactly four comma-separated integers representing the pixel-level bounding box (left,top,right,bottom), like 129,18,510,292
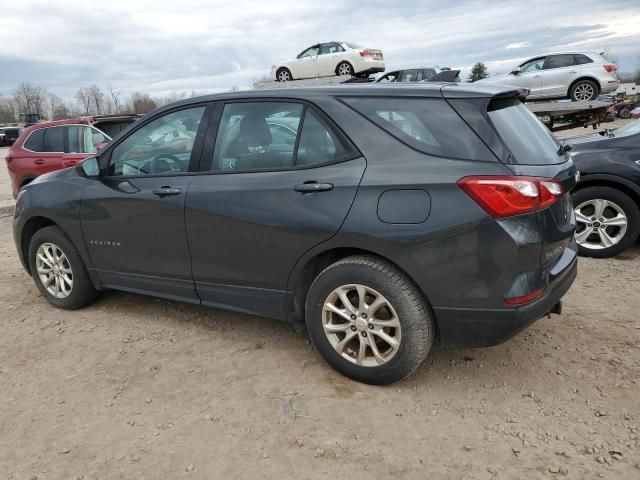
561,132,610,148
29,165,76,187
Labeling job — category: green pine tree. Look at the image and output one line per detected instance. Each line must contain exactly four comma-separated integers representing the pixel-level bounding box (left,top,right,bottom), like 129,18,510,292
467,62,489,82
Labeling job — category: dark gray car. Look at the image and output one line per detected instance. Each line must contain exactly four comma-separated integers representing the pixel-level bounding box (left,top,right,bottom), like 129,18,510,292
13,84,578,384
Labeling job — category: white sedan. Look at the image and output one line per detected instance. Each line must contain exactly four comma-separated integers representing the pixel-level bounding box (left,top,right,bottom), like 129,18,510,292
271,41,385,82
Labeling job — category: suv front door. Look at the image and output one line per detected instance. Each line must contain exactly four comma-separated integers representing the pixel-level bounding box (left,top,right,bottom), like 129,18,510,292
509,56,546,95
185,100,366,319
80,105,210,301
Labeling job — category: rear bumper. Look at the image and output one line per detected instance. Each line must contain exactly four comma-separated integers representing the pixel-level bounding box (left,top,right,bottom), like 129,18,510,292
434,255,577,347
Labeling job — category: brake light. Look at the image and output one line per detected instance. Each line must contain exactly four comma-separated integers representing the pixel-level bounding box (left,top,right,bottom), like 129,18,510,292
457,176,563,218
505,288,544,305
359,49,376,57
4,152,12,164
603,64,617,73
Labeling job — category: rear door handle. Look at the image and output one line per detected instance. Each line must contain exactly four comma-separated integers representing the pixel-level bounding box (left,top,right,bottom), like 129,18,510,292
63,160,78,167
293,182,334,193
153,186,182,196
34,159,45,165
533,74,541,78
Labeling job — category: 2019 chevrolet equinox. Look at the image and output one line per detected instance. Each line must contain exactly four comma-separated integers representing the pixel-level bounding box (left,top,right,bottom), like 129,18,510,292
13,84,578,384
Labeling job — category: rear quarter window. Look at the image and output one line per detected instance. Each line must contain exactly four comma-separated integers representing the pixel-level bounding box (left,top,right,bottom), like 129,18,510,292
342,97,496,161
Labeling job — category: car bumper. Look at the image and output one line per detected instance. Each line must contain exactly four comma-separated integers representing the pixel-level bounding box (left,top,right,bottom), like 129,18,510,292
433,252,577,348
600,79,620,94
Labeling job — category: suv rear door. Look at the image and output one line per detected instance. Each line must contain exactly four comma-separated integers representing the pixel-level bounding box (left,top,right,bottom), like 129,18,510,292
185,99,366,319
540,54,579,97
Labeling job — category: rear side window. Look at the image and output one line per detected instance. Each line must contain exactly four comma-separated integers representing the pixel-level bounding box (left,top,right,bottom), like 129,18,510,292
574,54,593,65
488,98,563,165
24,128,45,152
43,127,65,152
544,54,576,69
343,97,496,161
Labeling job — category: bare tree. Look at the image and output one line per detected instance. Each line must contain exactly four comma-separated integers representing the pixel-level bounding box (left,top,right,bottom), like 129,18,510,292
0,95,16,123
87,84,105,115
14,82,48,120
75,86,92,115
106,81,123,114
130,92,157,114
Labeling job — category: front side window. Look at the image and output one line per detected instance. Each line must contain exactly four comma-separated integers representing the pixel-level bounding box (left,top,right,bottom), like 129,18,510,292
344,97,495,161
399,70,419,82
42,127,65,152
544,54,575,69
108,106,205,176
24,128,45,152
488,98,563,165
519,57,545,73
299,46,319,58
65,126,108,153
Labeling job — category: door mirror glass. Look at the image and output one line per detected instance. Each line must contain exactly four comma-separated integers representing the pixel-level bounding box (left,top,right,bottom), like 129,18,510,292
81,156,100,177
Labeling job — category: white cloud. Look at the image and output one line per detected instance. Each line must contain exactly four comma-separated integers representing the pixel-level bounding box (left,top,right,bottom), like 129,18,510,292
505,42,532,49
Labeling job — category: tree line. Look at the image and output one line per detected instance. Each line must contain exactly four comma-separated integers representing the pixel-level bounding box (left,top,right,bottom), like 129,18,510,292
0,82,200,124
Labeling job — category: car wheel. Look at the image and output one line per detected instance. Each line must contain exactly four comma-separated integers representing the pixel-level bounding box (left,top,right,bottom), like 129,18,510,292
276,68,292,82
572,186,640,258
569,80,598,101
305,255,434,385
28,226,99,309
619,108,631,119
336,62,354,77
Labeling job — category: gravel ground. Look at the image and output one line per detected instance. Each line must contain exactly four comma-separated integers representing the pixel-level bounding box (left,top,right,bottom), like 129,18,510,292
1,131,639,479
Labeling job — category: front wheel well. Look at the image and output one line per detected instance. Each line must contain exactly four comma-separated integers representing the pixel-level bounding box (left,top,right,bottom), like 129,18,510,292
567,77,601,97
573,179,640,207
20,216,57,274
289,247,439,337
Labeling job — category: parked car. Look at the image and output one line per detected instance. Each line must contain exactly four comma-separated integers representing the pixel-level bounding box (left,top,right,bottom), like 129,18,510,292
271,42,384,82
0,127,5,146
14,84,578,384
475,52,619,101
563,119,640,257
5,115,140,198
376,67,459,83
0,126,22,146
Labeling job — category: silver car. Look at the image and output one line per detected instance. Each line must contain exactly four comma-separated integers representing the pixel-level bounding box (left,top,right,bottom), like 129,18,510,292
476,52,619,101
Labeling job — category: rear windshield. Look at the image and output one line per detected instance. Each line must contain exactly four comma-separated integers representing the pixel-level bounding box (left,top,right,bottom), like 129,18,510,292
343,97,496,161
488,98,564,165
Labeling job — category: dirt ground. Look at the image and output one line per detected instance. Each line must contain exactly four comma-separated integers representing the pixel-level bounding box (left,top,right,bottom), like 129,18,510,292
1,126,639,480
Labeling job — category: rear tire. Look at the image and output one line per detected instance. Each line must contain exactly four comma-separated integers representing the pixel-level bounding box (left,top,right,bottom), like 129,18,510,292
28,226,99,309
619,108,631,119
572,186,640,258
569,79,598,101
305,255,434,385
336,62,354,77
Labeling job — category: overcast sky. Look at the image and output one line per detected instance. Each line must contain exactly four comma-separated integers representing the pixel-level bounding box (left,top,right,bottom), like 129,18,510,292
0,0,638,100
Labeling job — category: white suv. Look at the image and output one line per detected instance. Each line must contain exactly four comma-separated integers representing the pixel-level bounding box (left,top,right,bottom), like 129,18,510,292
476,52,619,101
271,42,385,82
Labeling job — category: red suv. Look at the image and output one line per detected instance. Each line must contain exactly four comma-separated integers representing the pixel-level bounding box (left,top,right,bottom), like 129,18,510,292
5,115,141,198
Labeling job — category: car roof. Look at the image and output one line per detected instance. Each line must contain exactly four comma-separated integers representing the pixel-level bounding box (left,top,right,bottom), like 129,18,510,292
159,83,523,112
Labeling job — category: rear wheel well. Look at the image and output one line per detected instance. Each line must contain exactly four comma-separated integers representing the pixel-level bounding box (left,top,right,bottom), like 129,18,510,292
20,216,56,274
568,77,600,97
20,177,35,188
335,61,354,76
573,179,640,207
290,247,439,338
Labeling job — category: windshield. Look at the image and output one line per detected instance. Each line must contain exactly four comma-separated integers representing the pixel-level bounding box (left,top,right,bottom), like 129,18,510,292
488,98,564,165
613,119,640,138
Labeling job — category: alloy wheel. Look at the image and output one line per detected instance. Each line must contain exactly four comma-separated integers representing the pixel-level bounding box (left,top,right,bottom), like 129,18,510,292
36,242,73,298
574,83,595,101
322,284,401,367
338,63,352,76
574,199,628,250
278,70,291,82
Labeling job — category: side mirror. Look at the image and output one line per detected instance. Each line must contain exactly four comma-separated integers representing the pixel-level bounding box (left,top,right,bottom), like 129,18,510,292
96,142,107,153
510,67,521,75
80,156,101,178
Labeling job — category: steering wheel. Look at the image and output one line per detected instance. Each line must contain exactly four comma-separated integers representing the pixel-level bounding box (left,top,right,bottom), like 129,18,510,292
150,153,182,174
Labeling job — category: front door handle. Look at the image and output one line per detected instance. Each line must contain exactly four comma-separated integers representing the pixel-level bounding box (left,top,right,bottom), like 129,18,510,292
293,182,334,193
153,186,182,197
63,160,78,167
533,74,541,78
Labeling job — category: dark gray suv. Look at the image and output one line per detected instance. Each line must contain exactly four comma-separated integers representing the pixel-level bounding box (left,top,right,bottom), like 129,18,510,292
13,84,578,384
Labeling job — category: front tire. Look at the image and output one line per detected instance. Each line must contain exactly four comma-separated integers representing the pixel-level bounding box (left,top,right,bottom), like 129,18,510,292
336,62,354,77
572,186,640,258
569,79,598,101
276,68,292,82
305,255,434,385
28,226,99,309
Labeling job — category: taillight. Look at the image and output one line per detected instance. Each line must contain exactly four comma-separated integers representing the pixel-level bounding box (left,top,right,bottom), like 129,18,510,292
457,176,563,218
5,152,13,164
603,64,617,73
359,49,376,57
505,288,544,305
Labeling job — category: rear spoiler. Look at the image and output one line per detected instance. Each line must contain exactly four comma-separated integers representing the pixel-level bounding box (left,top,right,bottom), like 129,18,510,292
426,69,461,83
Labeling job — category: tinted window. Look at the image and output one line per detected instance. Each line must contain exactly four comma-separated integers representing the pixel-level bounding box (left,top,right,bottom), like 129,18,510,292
544,54,576,69
399,70,419,82
213,102,302,172
488,98,563,165
344,97,495,161
108,106,205,176
421,69,436,79
296,110,348,166
574,54,593,65
42,127,65,152
24,128,45,152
